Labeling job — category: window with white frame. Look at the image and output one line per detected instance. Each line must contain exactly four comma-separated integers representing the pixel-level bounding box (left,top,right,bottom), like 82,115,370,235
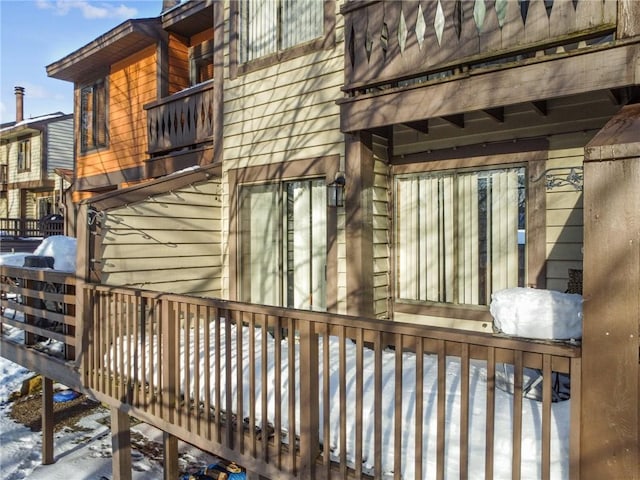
17,137,31,171
80,79,107,153
395,167,526,306
239,179,327,310
238,0,325,64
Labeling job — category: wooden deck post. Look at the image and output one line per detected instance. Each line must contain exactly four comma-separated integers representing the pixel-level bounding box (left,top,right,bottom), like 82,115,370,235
163,432,179,480
345,131,375,318
298,321,319,477
110,407,132,480
41,377,54,465
582,104,640,480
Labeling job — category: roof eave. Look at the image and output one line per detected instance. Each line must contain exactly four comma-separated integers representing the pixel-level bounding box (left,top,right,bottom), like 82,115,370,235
46,18,164,83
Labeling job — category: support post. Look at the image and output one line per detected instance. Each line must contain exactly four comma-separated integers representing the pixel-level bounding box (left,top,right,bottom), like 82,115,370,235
110,407,132,480
42,377,54,465
298,321,319,476
582,104,640,480
345,131,375,318
163,432,179,480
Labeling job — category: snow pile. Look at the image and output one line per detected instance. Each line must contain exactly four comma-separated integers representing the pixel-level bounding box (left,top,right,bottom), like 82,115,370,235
490,288,582,340
0,236,76,272
0,252,30,267
32,235,77,272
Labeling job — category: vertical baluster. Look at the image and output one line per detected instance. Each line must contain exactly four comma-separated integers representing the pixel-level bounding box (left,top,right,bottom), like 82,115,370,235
287,317,296,474
274,316,282,469
460,343,470,478
394,333,403,478
512,350,524,480
339,325,347,478
485,347,496,479
541,354,552,480
415,338,424,480
355,328,364,478
260,314,269,463
249,311,256,457
436,339,446,480
374,330,383,480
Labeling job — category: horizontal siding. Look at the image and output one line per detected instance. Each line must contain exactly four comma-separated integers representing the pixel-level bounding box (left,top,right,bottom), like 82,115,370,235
545,147,584,292
223,14,344,169
46,118,74,173
99,180,223,297
169,32,189,94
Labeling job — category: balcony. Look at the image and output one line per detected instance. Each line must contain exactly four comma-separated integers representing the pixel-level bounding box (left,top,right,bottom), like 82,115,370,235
144,80,215,177
342,0,618,94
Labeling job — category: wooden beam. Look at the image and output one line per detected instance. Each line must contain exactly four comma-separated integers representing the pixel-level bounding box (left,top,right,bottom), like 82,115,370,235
163,432,179,480
483,107,505,123
340,43,640,132
111,407,132,480
441,114,465,128
42,377,54,465
403,120,429,134
531,101,547,116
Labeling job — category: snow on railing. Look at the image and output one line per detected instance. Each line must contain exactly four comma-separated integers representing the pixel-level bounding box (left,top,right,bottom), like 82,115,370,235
84,284,581,480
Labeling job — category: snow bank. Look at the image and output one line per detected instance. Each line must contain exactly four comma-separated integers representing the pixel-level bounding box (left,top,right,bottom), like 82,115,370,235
490,288,582,340
33,235,77,272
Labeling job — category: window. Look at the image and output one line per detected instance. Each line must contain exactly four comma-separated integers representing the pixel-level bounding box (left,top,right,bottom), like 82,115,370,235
190,40,214,86
395,167,526,306
17,138,31,171
80,79,107,152
239,179,327,310
238,0,325,64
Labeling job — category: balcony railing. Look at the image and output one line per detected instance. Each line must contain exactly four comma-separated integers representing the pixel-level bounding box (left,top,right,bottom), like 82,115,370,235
144,80,214,156
0,217,64,238
343,0,617,92
83,284,581,479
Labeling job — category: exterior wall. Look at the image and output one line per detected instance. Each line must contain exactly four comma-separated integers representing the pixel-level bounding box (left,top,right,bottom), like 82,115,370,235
545,147,585,292
3,132,44,218
46,118,74,176
221,1,346,309
168,32,189,94
372,140,390,319
99,180,222,296
75,45,157,185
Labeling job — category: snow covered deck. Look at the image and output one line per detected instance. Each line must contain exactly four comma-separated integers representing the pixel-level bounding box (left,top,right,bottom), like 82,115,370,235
84,284,582,480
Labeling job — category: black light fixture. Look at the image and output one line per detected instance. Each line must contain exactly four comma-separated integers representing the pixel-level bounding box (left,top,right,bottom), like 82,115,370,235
327,172,346,207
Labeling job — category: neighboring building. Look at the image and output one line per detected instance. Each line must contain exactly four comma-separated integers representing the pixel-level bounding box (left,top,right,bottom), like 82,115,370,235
1,1,637,479
0,87,73,224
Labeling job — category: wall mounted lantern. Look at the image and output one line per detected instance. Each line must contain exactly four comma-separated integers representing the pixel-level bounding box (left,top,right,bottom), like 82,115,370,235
327,173,345,207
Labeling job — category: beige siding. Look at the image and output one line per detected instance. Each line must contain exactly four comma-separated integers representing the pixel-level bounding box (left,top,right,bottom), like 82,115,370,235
220,1,346,307
545,147,584,292
100,180,223,297
373,152,390,319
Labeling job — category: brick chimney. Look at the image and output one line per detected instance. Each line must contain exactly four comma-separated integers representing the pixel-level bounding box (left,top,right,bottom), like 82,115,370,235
15,86,24,123
161,0,180,12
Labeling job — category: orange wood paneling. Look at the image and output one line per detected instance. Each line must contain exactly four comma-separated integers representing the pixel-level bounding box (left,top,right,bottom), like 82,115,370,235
76,45,157,183
169,33,189,94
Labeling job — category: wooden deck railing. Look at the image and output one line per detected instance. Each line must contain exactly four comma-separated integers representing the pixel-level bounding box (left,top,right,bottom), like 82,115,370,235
1,265,77,361
144,81,214,156
83,284,581,479
342,0,617,92
0,217,64,238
